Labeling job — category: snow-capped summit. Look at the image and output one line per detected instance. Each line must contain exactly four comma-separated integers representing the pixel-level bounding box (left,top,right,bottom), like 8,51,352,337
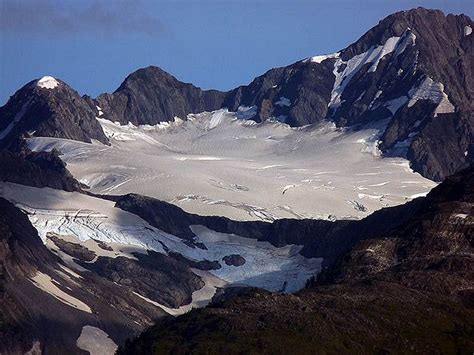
0,76,108,147
37,76,59,89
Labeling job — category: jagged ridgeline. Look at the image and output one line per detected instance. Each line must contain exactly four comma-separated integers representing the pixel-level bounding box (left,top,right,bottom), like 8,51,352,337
1,8,472,180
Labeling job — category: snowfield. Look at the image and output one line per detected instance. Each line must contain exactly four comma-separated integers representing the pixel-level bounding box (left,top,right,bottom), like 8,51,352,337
27,109,436,222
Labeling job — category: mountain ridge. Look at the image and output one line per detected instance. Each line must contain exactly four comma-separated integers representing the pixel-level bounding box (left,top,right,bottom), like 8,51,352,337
1,7,473,181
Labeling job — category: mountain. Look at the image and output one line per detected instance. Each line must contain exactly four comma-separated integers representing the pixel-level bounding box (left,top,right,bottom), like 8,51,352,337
118,167,474,354
95,66,227,126
0,7,473,353
0,76,109,149
1,8,472,180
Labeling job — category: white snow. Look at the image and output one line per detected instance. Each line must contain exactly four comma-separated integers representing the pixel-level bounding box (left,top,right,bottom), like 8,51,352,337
37,76,59,89
408,76,455,116
96,105,104,117
329,36,402,109
464,25,472,36
76,326,118,355
206,109,228,129
236,105,258,120
394,30,416,57
306,52,340,64
26,109,436,221
275,96,291,107
29,271,92,313
410,191,429,199
369,90,383,108
384,96,409,115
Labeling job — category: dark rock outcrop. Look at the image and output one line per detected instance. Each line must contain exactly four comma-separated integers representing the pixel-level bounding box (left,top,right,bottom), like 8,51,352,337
319,166,474,298
222,254,246,267
330,8,474,181
222,59,335,126
48,235,96,262
0,148,82,191
95,66,227,126
80,251,204,309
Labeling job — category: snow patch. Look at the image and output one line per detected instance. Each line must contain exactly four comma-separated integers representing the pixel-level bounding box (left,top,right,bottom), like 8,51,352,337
37,76,59,89
76,326,118,355
408,77,455,116
329,36,402,109
236,105,258,120
275,96,291,107
0,98,32,140
29,271,92,313
306,52,340,63
384,96,409,115
464,25,472,36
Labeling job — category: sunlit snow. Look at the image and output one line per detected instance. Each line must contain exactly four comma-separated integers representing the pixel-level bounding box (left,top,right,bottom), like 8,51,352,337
26,110,435,222
37,76,59,89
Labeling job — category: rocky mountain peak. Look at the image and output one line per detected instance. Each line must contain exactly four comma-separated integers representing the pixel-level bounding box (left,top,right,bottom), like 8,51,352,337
95,66,227,126
0,76,109,148
117,66,188,90
342,8,472,58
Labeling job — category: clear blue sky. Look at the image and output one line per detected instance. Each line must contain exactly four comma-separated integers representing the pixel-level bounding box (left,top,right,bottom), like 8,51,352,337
1,0,472,104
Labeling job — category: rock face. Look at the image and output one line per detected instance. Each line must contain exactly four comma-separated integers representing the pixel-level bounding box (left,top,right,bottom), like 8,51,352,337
118,167,474,355
329,8,474,181
222,254,246,266
0,77,109,148
320,166,474,296
222,59,335,126
0,148,82,191
80,251,204,309
95,66,227,125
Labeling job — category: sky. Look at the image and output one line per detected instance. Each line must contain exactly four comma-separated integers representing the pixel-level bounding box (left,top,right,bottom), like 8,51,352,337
1,0,473,105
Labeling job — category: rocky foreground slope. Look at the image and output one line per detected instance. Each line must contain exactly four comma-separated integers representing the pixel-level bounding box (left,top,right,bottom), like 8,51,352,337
1,8,472,180
119,167,474,354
